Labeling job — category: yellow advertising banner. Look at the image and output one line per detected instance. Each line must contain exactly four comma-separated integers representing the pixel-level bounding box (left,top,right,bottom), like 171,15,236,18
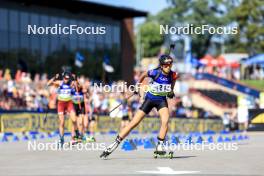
251,113,264,123
0,113,70,133
0,113,223,133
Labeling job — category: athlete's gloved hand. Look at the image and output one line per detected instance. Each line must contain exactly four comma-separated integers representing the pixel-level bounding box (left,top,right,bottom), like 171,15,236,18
167,92,175,99
71,74,76,81
132,84,140,95
133,89,139,95
54,73,60,80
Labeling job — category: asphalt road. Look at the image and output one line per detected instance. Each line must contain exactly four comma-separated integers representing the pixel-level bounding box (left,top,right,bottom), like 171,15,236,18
0,132,263,176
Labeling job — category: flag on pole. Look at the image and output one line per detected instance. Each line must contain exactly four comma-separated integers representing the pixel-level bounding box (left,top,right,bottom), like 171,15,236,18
102,55,114,73
75,52,85,68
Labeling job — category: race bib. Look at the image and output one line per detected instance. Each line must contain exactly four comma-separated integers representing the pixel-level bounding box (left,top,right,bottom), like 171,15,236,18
58,89,72,101
149,82,171,94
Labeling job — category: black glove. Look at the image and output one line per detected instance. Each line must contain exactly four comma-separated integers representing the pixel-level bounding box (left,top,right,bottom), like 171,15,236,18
132,85,139,95
71,74,76,81
167,92,174,99
54,73,60,80
133,89,139,95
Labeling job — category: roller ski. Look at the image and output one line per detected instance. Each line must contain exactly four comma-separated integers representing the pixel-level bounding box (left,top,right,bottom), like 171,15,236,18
100,136,122,159
153,139,173,159
65,136,79,147
154,151,174,159
57,138,65,149
77,134,84,143
86,136,96,142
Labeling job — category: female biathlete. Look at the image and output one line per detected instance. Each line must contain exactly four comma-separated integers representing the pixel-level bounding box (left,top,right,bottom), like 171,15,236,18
86,97,98,142
47,72,78,146
100,54,179,158
119,93,132,131
71,76,88,142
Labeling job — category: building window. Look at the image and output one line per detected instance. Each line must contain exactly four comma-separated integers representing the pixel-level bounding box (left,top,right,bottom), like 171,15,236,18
20,33,30,50
40,36,49,58
0,8,8,30
79,40,86,50
0,31,8,51
70,39,77,51
40,14,49,27
113,25,120,45
96,22,104,44
29,13,40,52
79,21,86,41
59,18,69,49
50,16,60,52
9,32,19,50
50,36,59,53
105,25,112,49
0,8,8,51
87,22,95,44
31,35,40,52
29,13,39,27
9,10,19,32
20,11,29,34
40,14,50,57
69,19,78,40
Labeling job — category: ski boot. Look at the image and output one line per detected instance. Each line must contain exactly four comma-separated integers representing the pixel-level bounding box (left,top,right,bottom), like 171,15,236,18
70,136,79,146
87,136,96,142
81,135,87,143
100,136,122,159
57,137,64,149
154,138,173,159
77,134,83,143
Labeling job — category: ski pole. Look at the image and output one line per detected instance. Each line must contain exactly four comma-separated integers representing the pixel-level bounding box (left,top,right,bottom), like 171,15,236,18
109,93,135,114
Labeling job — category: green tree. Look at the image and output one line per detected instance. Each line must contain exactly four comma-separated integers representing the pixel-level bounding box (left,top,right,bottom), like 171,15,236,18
139,21,164,57
227,0,264,55
156,0,233,58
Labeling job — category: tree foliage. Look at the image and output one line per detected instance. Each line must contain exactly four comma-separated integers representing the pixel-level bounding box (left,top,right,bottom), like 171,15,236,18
138,20,164,57
227,0,264,55
139,0,264,58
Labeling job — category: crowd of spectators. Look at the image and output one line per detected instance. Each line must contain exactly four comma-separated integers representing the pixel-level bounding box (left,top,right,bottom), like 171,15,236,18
0,69,217,119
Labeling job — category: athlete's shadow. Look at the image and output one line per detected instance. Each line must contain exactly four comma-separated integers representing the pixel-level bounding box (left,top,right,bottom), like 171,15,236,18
237,143,250,146
108,155,196,160
172,155,196,159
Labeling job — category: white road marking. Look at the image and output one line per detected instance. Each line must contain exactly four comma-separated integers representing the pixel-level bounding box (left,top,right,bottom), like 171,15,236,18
137,167,200,175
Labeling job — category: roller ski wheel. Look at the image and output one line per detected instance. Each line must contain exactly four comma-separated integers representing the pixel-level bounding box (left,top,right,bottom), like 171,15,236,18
168,151,173,159
71,140,79,145
153,151,173,159
86,136,96,143
76,138,83,144
77,136,84,143
153,150,166,159
79,136,87,144
57,140,64,149
100,140,120,159
100,150,111,159
65,140,79,147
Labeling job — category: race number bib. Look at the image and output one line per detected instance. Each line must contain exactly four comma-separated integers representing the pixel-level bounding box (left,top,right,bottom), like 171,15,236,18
149,82,171,94
60,89,71,95
58,89,72,101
